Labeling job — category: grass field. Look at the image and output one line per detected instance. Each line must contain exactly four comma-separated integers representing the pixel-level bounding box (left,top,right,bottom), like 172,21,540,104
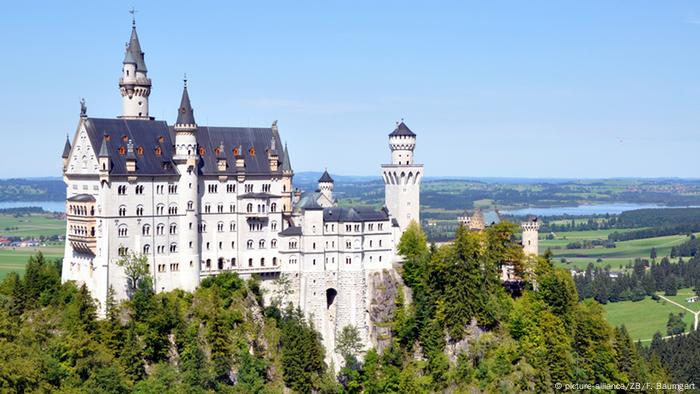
0,244,64,277
0,214,65,237
656,288,700,313
543,229,693,271
603,297,694,341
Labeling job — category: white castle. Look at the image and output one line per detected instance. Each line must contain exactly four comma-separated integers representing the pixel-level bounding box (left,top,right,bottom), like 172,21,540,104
60,20,422,356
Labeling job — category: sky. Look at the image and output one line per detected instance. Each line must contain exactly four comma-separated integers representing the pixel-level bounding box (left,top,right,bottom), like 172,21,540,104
2,1,700,179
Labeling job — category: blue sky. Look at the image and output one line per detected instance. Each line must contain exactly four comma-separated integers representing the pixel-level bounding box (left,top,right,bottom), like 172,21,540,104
2,1,700,178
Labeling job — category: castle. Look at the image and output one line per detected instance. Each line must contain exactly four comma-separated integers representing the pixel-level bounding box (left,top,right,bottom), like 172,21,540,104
60,19,422,358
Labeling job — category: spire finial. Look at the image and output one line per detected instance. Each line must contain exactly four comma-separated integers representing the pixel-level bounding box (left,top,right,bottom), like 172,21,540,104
129,7,137,27
80,98,87,117
183,73,187,88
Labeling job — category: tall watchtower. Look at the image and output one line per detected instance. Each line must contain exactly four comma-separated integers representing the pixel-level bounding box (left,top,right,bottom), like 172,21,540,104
521,217,540,256
381,121,423,232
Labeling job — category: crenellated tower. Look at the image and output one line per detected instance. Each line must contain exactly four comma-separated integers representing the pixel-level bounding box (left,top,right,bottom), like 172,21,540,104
119,17,152,119
381,121,423,232
317,170,334,207
521,217,540,256
172,78,200,291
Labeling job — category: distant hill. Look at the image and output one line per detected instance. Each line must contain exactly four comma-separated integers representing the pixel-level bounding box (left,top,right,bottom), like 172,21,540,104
0,178,65,202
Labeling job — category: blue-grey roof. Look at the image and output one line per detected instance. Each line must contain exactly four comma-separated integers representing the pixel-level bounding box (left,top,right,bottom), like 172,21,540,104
318,170,334,183
389,121,416,137
281,143,292,172
185,126,283,176
176,85,195,125
482,209,501,226
124,25,147,72
62,136,72,158
301,198,323,211
279,226,302,236
67,194,96,202
98,137,109,158
323,207,389,222
239,192,280,199
84,118,178,176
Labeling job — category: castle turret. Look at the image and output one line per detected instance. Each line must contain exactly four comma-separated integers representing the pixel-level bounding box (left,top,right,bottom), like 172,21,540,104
521,217,540,256
61,134,72,171
119,17,152,119
381,121,423,233
172,79,200,291
317,170,334,207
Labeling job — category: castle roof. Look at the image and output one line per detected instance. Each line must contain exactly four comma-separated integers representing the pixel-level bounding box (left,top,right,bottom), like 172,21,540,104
280,143,292,172
323,206,389,222
67,194,96,202
175,83,195,125
318,170,334,183
278,226,302,236
389,121,416,137
62,135,72,158
123,24,147,72
84,118,177,176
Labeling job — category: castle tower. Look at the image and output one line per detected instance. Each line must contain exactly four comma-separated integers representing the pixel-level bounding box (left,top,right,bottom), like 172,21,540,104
172,78,200,291
119,17,152,119
317,170,334,207
521,217,540,256
381,121,423,232
280,140,294,214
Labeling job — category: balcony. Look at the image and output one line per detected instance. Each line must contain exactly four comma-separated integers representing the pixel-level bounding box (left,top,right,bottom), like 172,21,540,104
68,233,96,255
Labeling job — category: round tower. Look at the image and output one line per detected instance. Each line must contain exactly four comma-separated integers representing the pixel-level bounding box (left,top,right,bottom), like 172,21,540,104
173,78,200,291
381,121,423,233
318,169,334,204
521,217,540,256
119,18,152,119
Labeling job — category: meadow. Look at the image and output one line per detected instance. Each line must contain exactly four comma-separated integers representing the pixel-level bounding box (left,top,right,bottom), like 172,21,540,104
542,229,692,271
0,213,65,277
603,296,694,341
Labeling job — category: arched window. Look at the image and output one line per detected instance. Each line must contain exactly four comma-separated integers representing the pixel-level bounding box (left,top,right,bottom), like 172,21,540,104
271,239,277,248
247,240,253,249
143,244,150,254
260,258,265,266
259,239,265,249
270,203,277,212
117,225,128,237
248,258,253,267
118,205,126,217
230,222,236,231
136,205,143,216
155,146,162,156
271,221,278,231
246,203,253,213
142,224,150,235
217,222,224,232
169,223,177,234
272,257,277,266
187,201,193,210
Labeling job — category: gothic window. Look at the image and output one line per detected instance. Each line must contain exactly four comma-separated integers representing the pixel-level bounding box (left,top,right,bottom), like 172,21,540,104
155,146,162,156
156,223,165,235
247,240,253,249
217,204,224,213
143,244,150,254
136,205,143,216
118,205,126,217
270,203,277,212
136,146,144,156
117,225,128,237
142,224,150,235
249,147,255,156
118,146,126,156
259,240,265,249
169,224,177,234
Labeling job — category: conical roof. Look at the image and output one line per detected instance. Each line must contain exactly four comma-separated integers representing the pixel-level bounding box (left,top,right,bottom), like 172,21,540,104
318,170,334,183
389,121,416,137
281,142,292,172
98,137,109,158
176,83,196,125
123,24,148,72
62,135,72,158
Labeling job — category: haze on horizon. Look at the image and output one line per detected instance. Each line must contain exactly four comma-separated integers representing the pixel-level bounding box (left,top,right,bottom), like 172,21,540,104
2,1,700,179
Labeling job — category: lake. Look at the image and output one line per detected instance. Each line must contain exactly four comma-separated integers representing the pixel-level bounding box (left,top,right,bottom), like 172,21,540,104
0,201,66,213
501,203,678,217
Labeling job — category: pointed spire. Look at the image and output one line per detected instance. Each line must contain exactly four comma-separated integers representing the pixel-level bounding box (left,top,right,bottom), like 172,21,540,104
389,120,416,137
98,136,109,158
176,76,196,126
62,134,72,158
123,14,147,72
319,169,334,183
126,139,136,159
281,142,292,172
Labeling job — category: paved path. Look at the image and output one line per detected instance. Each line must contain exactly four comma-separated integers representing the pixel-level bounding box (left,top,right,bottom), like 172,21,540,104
658,294,700,331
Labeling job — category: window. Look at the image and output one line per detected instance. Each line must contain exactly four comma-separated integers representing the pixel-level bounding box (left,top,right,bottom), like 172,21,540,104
118,246,128,256
259,239,265,249
217,204,224,213
187,201,193,210
135,185,144,194
169,224,177,234
379,240,383,247
168,184,177,194
206,242,210,250
271,221,278,231
208,184,218,193
245,184,253,193
170,243,177,253
378,223,383,231
346,257,352,265
156,223,164,235
262,184,271,192
346,241,351,249
230,204,235,213
118,225,128,237
354,224,360,232
227,184,235,193
231,258,236,267
170,263,179,272
247,240,253,249
156,204,164,215
230,222,236,231
368,223,374,231
346,224,352,232
290,257,297,265
205,204,211,213
246,203,253,213
289,240,298,249
136,205,143,216
248,258,253,267
143,244,150,254
272,257,277,266
260,258,265,267
217,222,224,232
271,239,277,248
142,224,150,235
118,205,126,217
198,222,207,233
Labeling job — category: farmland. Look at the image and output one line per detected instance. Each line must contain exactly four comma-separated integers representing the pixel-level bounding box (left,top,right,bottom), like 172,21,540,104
603,296,694,341
0,213,65,278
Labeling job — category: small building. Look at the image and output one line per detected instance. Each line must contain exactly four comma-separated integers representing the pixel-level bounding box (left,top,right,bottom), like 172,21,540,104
687,296,698,303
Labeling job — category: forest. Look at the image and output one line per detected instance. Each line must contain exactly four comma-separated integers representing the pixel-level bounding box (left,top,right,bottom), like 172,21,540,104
0,222,683,393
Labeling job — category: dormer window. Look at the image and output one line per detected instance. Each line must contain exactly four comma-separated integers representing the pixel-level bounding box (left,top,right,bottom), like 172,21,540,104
122,135,128,142
154,146,162,156
199,147,206,156
105,134,111,141
118,146,126,156
136,146,144,156
158,136,165,144
233,147,239,156
249,147,255,156
215,147,221,155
